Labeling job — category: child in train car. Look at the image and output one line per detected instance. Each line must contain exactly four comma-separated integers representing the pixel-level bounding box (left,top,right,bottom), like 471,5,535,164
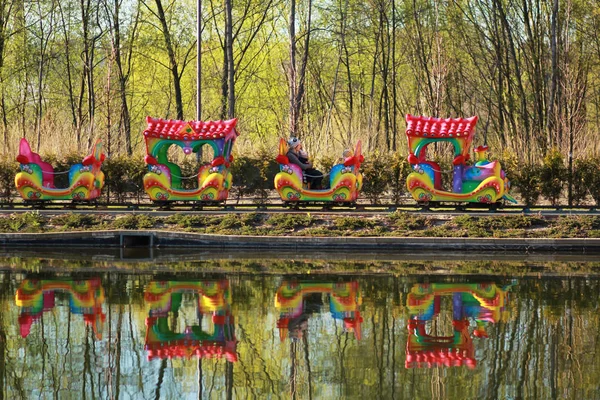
340,148,353,164
287,137,324,189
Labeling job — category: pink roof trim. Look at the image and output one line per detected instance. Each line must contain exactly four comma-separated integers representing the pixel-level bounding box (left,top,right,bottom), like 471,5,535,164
405,114,478,138
144,116,239,140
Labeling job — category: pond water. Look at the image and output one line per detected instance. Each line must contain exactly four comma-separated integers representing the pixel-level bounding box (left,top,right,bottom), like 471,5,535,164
0,258,598,400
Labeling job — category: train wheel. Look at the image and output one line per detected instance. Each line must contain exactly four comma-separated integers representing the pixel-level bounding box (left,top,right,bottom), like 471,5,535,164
490,201,503,211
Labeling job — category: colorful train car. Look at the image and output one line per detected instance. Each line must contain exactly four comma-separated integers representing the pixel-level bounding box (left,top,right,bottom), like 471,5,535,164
15,138,105,201
274,139,363,204
142,117,239,202
405,114,515,205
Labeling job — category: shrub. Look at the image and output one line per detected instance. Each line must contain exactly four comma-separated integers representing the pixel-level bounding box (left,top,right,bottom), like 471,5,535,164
0,212,47,232
112,214,156,229
334,216,377,230
266,213,314,229
388,212,427,230
389,153,411,204
453,215,544,231
218,214,244,229
50,213,101,229
573,156,600,206
103,157,147,202
539,149,567,206
361,152,392,204
571,157,593,205
230,149,279,203
164,214,209,228
512,164,542,206
0,158,17,201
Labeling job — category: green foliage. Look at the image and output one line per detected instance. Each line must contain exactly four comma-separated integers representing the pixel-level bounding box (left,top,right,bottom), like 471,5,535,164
103,157,147,202
388,212,428,230
0,158,17,201
512,165,542,207
0,212,47,232
112,214,156,230
389,153,411,204
552,216,600,232
50,213,102,229
318,155,336,177
164,214,210,228
230,150,279,203
334,216,377,230
453,214,545,230
266,213,314,230
539,149,567,206
361,153,391,204
573,156,600,206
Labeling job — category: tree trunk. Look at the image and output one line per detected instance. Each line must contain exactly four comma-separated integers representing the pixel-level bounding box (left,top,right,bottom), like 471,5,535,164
288,0,312,137
288,0,297,136
155,0,184,120
110,0,134,155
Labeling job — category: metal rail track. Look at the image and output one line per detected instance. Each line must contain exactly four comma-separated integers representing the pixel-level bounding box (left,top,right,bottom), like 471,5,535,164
0,200,598,216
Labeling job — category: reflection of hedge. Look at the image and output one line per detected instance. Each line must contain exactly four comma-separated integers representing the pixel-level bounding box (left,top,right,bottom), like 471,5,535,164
1,150,600,205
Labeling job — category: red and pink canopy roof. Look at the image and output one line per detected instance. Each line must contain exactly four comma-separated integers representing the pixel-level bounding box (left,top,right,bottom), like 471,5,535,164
144,116,239,141
405,114,478,139
405,114,479,159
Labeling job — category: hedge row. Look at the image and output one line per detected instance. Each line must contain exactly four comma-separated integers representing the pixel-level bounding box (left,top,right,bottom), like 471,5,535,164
0,150,599,205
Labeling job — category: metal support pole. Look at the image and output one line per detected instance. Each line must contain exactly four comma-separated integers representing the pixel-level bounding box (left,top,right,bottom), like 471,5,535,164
196,0,202,121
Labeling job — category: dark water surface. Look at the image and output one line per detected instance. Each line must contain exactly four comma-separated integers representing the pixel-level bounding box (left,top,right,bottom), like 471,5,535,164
0,257,599,400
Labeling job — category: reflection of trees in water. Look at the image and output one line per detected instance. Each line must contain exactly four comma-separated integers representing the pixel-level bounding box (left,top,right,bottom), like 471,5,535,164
0,272,8,400
0,273,599,398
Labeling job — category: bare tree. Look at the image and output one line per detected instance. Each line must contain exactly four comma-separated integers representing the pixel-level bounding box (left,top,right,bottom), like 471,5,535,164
104,0,140,156
33,0,57,152
288,0,313,138
145,0,186,119
0,0,15,151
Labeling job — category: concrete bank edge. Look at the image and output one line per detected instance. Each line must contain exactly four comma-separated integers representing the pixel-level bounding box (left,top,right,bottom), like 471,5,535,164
1,230,600,253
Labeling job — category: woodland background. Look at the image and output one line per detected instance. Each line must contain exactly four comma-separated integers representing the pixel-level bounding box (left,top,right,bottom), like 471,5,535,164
0,0,599,203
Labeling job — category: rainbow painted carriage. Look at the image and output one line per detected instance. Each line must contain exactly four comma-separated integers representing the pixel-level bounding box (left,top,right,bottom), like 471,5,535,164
405,114,515,205
274,139,363,204
142,117,239,202
15,138,105,201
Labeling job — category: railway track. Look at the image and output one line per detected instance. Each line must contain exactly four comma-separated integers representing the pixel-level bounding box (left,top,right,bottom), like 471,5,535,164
0,200,598,216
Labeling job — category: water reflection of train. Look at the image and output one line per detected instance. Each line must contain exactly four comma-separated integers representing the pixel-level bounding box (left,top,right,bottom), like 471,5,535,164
405,282,514,369
15,277,106,339
274,281,363,341
143,280,237,362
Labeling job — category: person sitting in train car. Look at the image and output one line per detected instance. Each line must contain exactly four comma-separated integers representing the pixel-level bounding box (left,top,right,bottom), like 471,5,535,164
339,148,353,164
287,137,324,189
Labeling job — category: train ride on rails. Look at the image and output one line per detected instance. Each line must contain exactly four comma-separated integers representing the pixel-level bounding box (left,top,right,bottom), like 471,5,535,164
142,116,239,204
15,137,105,202
10,113,516,210
273,138,364,206
404,114,515,207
